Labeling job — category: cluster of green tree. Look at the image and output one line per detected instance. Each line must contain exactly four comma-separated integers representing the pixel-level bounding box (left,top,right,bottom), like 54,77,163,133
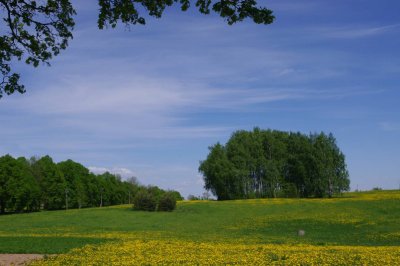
199,128,350,200
187,191,212,200
0,154,182,214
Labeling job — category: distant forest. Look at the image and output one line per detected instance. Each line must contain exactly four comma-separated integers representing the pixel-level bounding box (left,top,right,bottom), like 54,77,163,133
0,155,182,214
199,128,350,200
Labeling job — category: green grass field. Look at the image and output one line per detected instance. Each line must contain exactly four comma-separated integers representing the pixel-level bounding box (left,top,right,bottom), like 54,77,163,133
1,190,399,265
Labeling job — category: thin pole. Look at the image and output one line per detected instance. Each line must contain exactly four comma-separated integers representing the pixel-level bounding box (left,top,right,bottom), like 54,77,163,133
100,188,103,207
65,188,68,210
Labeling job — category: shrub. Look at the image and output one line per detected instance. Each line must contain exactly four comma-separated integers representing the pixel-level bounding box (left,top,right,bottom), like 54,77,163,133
169,190,184,201
133,190,157,211
187,194,200,200
158,192,177,212
280,183,299,198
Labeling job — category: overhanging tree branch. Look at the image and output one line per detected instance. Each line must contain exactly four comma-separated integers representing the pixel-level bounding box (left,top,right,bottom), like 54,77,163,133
0,0,274,98
0,0,75,98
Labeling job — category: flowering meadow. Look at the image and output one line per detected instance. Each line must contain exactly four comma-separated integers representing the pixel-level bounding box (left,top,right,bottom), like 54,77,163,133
31,238,400,265
0,190,399,265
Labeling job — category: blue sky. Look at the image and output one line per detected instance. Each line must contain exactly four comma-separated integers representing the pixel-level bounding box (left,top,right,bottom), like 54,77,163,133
1,0,400,197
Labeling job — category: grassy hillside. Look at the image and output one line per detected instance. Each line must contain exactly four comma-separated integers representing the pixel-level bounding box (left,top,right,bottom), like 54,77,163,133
1,190,399,264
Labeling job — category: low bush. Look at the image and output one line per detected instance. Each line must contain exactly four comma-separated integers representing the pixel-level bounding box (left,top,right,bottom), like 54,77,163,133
158,192,177,212
133,190,157,211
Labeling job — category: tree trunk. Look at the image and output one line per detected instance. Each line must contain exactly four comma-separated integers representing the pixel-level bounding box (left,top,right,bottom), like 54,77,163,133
0,201,5,214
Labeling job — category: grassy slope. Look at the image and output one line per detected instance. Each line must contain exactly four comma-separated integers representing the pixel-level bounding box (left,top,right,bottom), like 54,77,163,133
0,190,399,254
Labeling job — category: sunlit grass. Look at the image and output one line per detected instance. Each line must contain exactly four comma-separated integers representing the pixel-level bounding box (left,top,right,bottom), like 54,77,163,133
0,190,399,265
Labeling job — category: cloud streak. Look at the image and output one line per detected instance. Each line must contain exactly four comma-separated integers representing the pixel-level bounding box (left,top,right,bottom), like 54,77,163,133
379,122,400,132
315,24,400,39
88,166,136,178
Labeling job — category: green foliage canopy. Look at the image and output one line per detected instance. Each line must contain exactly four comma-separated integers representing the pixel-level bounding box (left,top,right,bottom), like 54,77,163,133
32,155,67,210
0,154,182,213
199,128,350,200
0,155,40,213
0,0,274,98
0,0,75,98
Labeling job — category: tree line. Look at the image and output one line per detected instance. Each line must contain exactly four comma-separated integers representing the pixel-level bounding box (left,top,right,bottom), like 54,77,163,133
199,128,350,200
0,154,182,214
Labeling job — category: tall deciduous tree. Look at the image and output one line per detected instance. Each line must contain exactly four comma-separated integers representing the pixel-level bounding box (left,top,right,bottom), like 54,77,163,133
0,154,16,213
0,155,40,213
199,128,350,200
199,143,236,200
10,157,41,212
58,159,90,209
0,0,274,98
32,155,66,210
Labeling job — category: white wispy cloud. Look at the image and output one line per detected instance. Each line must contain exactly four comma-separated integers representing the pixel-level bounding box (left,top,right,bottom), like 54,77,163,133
88,166,136,177
315,24,400,39
379,122,400,132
